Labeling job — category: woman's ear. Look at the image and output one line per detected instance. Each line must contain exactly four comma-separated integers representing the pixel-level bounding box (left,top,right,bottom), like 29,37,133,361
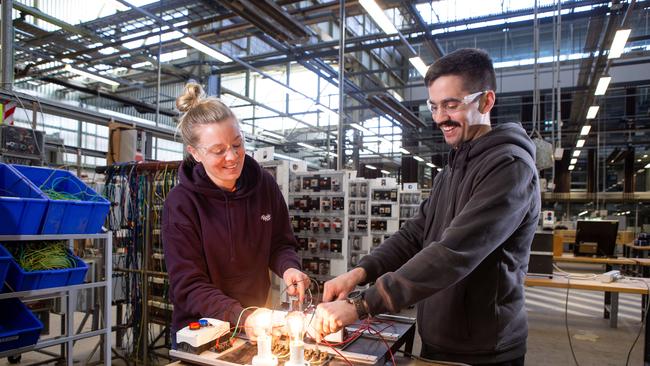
187,145,201,163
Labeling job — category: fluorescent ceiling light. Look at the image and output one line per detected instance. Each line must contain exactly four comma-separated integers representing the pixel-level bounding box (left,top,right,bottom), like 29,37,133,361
573,150,581,157
366,164,377,170
297,142,317,150
350,123,374,135
580,125,591,136
274,152,300,162
132,61,152,68
260,130,284,140
409,56,428,77
578,210,588,216
380,169,390,174
586,106,600,119
576,139,585,148
608,29,631,59
358,0,398,35
64,65,119,87
568,165,575,171
436,168,442,172
413,156,424,162
645,162,650,169
426,162,436,168
594,76,611,95
570,158,577,165
399,148,410,155
180,37,232,63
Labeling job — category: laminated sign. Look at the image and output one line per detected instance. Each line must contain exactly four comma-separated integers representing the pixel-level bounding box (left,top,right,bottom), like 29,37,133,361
531,132,554,170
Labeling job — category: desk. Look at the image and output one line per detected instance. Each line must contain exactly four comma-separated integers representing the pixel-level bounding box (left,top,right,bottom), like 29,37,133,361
525,275,650,328
168,316,416,366
167,356,450,366
553,253,637,266
526,275,650,364
623,242,650,259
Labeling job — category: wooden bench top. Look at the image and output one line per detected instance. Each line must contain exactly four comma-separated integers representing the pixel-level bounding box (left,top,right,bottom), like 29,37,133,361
553,254,637,265
525,275,650,294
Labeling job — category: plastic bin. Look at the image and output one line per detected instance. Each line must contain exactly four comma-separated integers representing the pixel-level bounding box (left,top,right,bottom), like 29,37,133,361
0,298,44,352
0,247,11,292
11,165,110,234
0,244,88,291
0,163,48,235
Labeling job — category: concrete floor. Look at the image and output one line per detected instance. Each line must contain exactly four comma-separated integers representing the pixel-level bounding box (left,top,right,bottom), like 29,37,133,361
2,269,646,365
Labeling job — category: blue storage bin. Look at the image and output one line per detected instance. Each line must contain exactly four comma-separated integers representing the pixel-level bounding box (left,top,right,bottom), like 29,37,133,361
0,244,88,291
0,247,10,292
0,163,48,235
11,165,110,234
0,298,43,352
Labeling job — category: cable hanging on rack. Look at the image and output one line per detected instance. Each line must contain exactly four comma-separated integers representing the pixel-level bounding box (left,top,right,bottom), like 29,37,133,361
101,161,180,364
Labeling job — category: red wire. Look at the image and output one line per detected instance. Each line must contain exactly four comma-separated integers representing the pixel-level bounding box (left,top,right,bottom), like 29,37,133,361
320,339,353,366
366,323,396,366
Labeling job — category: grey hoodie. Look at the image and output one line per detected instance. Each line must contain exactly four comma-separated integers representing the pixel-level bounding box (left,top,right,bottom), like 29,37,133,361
358,123,540,364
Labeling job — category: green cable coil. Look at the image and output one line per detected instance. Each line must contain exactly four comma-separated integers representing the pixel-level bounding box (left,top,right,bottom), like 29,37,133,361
8,241,76,271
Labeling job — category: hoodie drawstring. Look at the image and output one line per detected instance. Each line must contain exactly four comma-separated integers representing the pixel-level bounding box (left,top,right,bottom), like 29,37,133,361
220,190,235,262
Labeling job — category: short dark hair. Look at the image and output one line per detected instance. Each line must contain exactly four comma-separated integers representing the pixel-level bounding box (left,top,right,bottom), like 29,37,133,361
424,48,497,93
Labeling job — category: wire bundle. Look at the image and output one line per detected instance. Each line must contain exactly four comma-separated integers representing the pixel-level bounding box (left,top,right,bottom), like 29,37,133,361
40,175,103,202
8,241,75,271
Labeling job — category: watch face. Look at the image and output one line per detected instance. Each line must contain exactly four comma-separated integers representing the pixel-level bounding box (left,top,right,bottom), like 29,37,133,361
347,290,362,301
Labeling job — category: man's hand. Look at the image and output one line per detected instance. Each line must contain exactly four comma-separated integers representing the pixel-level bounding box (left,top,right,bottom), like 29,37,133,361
313,300,358,342
323,267,367,302
283,268,311,303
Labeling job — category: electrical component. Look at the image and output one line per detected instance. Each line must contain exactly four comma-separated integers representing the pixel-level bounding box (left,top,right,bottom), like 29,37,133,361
176,318,230,355
251,309,278,366
599,270,622,283
285,311,309,366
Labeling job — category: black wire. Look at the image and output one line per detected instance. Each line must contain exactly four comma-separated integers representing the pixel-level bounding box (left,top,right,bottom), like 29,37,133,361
565,277,580,366
625,279,650,366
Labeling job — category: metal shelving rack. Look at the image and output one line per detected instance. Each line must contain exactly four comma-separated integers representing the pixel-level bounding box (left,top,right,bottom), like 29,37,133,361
0,232,112,365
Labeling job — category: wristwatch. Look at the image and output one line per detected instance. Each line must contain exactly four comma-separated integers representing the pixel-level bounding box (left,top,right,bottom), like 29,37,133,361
346,290,369,320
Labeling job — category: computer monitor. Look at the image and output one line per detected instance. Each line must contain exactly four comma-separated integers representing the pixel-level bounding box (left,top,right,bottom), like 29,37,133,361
573,220,619,257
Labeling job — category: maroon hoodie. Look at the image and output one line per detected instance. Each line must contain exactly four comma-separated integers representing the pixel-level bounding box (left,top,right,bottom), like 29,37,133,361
162,155,300,332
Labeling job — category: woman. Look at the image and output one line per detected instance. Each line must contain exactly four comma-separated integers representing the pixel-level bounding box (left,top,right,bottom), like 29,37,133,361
163,83,309,340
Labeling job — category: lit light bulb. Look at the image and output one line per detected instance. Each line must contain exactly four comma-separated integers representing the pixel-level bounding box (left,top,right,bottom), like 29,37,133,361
285,312,309,366
252,309,278,366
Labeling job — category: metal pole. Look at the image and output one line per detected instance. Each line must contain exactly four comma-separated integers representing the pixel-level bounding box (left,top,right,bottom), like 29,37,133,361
556,0,562,149
336,0,345,170
1,0,14,90
104,233,113,365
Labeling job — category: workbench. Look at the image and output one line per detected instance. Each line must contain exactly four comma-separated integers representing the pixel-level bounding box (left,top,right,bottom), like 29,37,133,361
167,314,416,366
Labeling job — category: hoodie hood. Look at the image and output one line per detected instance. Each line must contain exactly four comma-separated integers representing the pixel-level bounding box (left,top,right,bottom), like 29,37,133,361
449,123,535,167
179,154,262,200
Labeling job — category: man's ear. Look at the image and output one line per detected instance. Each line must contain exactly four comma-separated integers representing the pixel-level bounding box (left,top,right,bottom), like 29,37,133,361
479,91,496,114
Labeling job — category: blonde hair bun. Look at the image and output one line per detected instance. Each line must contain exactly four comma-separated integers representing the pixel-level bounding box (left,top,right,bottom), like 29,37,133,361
176,82,205,113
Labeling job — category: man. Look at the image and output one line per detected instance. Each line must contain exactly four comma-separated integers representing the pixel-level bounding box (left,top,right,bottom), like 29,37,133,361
314,48,540,366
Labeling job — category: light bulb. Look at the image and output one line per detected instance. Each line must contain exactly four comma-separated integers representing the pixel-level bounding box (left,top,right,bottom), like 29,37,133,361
251,309,278,366
286,311,305,341
253,309,273,337
285,312,308,366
